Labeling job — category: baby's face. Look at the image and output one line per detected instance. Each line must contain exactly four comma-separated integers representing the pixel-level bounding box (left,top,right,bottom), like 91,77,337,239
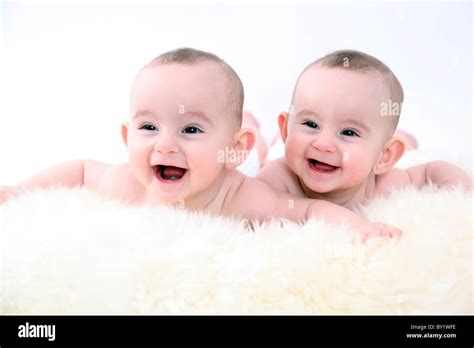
126,62,238,204
284,66,391,194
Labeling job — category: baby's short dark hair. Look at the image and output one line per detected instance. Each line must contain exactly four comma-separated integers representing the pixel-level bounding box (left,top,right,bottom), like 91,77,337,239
144,47,244,126
294,49,404,134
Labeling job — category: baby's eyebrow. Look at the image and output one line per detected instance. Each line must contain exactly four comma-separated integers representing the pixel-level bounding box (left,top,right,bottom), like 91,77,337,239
133,109,156,119
132,109,213,126
343,118,371,133
185,111,214,126
296,109,319,118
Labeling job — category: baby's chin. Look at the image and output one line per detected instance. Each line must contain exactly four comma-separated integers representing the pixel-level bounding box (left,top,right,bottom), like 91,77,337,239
298,172,341,194
303,180,338,194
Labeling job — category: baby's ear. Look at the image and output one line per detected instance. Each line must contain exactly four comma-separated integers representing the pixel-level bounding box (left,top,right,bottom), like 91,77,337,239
278,112,289,143
373,136,406,174
225,128,256,169
121,122,129,148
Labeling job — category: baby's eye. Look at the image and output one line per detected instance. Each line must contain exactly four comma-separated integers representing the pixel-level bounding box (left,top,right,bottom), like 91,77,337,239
182,126,203,134
341,129,360,137
139,123,157,131
302,121,319,129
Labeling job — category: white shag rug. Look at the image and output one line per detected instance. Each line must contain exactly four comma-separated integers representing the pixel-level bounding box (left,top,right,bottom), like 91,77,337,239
0,185,472,314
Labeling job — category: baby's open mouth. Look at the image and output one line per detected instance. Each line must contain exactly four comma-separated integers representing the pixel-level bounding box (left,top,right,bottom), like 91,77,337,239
308,159,339,172
153,165,187,182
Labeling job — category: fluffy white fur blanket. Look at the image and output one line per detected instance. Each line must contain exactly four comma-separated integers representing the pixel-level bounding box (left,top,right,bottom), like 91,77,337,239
0,183,472,314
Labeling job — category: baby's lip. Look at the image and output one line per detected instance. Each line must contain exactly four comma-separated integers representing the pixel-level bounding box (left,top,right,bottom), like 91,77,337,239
153,164,188,183
152,162,188,170
307,158,340,168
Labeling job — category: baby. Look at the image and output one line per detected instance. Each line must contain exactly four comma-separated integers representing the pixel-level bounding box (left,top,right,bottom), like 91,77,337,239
0,48,401,239
257,50,471,209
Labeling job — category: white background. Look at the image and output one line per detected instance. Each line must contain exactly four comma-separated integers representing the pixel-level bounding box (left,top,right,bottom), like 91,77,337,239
0,0,472,185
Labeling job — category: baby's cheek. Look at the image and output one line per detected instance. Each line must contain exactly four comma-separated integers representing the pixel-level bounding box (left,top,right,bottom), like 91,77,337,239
190,149,225,185
285,138,299,156
128,156,147,184
285,137,304,170
127,143,152,182
342,151,374,183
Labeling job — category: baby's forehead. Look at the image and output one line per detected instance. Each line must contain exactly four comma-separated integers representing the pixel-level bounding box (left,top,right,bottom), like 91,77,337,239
294,67,390,114
130,63,232,116
133,62,231,95
296,65,387,96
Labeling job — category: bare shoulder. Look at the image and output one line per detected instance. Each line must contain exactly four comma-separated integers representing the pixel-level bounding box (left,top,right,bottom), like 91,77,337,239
224,171,280,220
83,160,114,189
83,159,109,178
227,172,308,222
256,157,296,194
84,161,143,201
375,167,412,195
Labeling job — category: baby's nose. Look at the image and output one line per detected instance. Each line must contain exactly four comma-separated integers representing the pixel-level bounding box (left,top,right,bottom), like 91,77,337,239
312,133,336,153
154,133,179,154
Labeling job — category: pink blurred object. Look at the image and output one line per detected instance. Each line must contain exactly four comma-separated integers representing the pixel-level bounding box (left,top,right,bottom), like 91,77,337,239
394,129,418,150
242,111,268,167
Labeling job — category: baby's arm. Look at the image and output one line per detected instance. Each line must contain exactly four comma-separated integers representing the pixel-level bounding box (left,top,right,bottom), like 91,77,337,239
18,160,86,190
405,161,471,191
286,193,401,240
0,160,104,204
231,177,401,240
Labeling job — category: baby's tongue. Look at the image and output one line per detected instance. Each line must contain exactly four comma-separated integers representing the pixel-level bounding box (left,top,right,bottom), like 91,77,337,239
313,161,336,171
163,166,185,178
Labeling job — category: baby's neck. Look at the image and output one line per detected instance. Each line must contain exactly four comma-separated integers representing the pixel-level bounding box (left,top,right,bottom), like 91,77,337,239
299,174,377,210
